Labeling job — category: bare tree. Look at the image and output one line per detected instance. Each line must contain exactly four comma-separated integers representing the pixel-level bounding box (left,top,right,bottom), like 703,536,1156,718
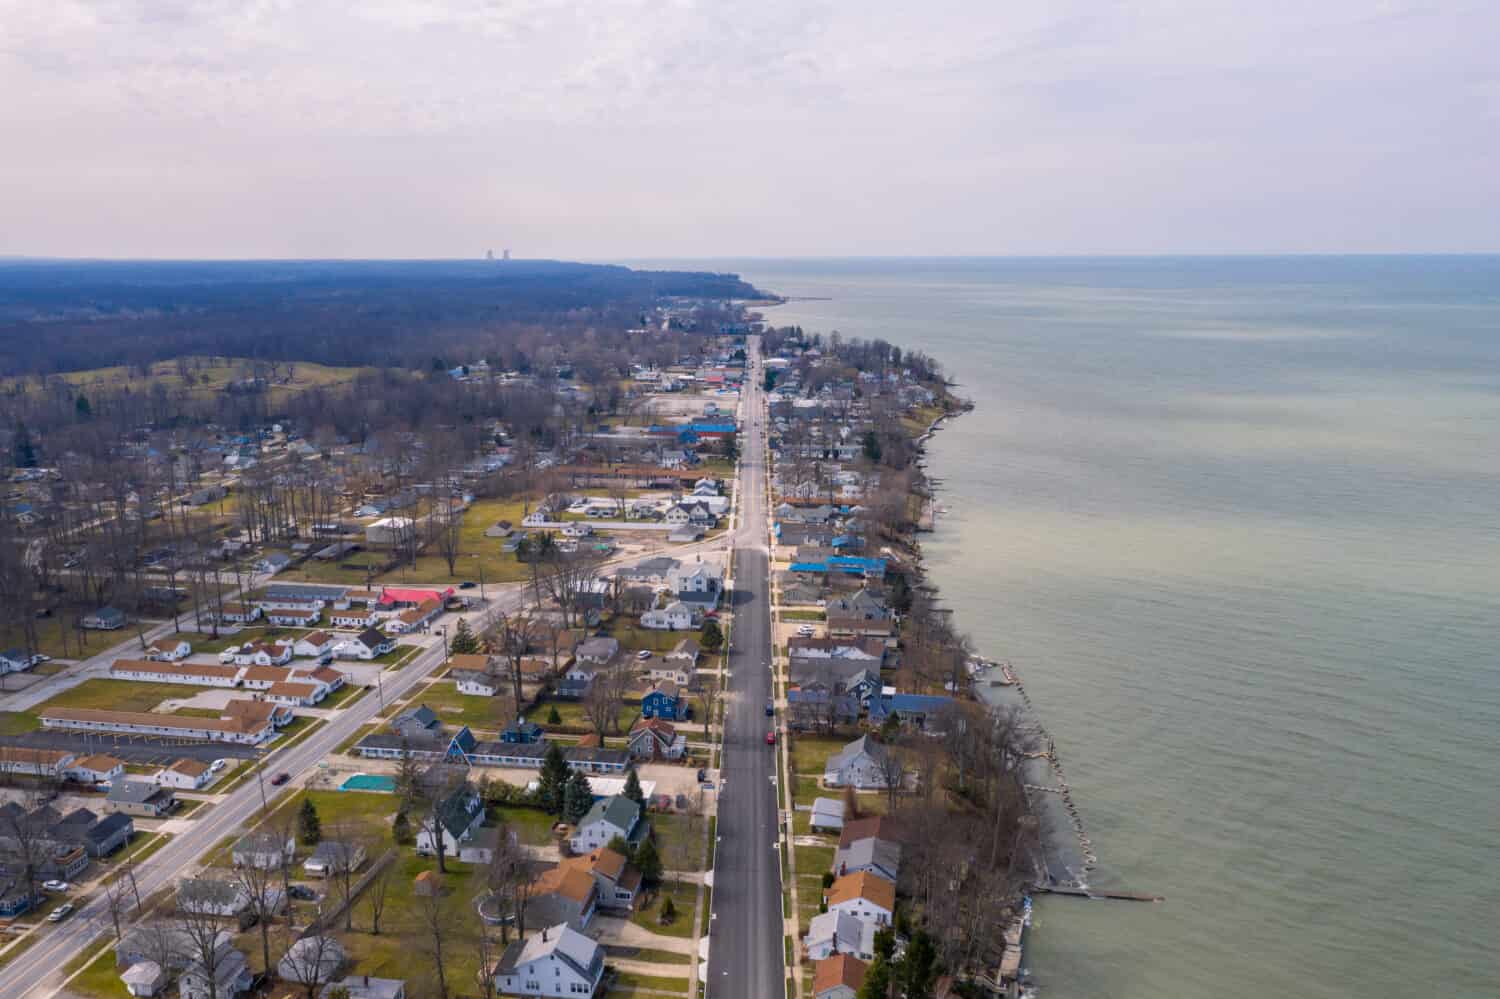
415,881,458,999
487,610,541,715
280,932,344,999
485,823,532,942
176,899,229,999
231,859,280,976
364,853,397,935
875,741,909,813
582,674,617,738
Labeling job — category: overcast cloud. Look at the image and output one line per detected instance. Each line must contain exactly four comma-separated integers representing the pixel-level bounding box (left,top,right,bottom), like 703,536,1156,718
2,1,1496,258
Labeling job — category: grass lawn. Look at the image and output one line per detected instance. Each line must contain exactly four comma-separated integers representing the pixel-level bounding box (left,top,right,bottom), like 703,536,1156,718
168,625,312,654
604,618,702,654
526,698,637,736
60,946,127,999
0,711,40,736
0,615,99,661
788,734,848,776
780,610,825,622
319,683,369,711
492,805,558,847
334,723,378,756
612,971,691,994
270,716,324,751
260,788,400,842
793,776,823,808
37,678,205,714
172,707,222,718
411,681,508,731
100,832,172,879
794,843,835,879
616,948,693,965
652,813,709,872
335,852,483,987
174,797,206,816
375,644,422,670
629,891,696,939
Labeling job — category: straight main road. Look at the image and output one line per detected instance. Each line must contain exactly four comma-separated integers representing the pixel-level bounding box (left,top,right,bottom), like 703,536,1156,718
707,339,785,998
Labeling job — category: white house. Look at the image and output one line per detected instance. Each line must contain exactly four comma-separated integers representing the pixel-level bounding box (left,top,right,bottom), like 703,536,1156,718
493,923,605,998
824,872,895,927
822,736,894,790
233,831,295,870
570,795,647,854
416,785,486,857
338,628,395,660
329,608,378,629
810,797,846,833
110,660,242,687
454,669,500,697
155,758,213,790
142,639,191,662
66,753,125,785
293,631,338,659
265,606,321,628
640,601,696,631
231,642,294,667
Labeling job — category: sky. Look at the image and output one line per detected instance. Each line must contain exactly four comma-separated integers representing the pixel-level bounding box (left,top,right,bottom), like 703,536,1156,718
2,0,1497,259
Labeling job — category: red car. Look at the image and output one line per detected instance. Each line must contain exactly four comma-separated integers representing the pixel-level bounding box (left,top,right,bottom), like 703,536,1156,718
765,731,776,745
270,772,291,786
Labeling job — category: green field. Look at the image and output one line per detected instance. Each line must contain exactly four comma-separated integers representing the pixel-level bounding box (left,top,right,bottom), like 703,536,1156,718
37,677,207,714
0,712,40,736
411,681,507,731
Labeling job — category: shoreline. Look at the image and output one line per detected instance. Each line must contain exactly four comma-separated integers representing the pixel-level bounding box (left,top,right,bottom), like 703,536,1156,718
903,393,1098,990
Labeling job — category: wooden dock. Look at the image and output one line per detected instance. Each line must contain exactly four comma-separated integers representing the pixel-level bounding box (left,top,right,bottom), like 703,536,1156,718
1036,886,1165,903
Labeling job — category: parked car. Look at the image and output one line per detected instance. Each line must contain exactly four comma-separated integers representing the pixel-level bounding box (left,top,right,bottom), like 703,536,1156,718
42,880,70,893
796,625,815,637
459,581,477,589
765,700,774,716
636,649,652,660
696,768,706,783
209,759,227,773
765,731,776,745
48,903,74,923
218,646,241,663
287,885,318,901
270,772,291,786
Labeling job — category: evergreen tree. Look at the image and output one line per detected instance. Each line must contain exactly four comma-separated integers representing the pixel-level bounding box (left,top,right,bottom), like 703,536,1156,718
392,810,413,845
297,798,322,846
622,767,645,808
862,429,882,462
856,956,893,999
634,837,662,884
699,619,723,653
547,704,562,725
11,422,35,468
449,618,479,655
658,895,676,924
606,835,629,855
562,770,593,823
74,394,92,420
538,742,571,814
893,930,940,999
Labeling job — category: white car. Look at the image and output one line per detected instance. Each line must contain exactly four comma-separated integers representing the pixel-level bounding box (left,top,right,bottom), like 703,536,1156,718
47,903,74,922
218,646,240,663
636,649,652,660
209,759,227,773
796,625,816,637
42,880,70,893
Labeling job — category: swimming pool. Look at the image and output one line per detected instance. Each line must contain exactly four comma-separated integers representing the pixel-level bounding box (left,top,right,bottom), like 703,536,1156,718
339,773,396,792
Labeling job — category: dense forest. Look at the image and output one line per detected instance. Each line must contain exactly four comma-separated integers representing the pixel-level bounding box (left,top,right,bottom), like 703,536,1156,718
0,259,766,375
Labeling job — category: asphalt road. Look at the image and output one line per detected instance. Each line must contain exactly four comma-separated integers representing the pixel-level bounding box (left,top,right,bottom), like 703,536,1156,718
707,341,785,999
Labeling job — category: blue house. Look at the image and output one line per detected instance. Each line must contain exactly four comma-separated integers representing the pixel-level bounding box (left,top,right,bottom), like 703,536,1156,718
641,681,687,721
500,719,544,744
0,886,33,918
868,693,957,730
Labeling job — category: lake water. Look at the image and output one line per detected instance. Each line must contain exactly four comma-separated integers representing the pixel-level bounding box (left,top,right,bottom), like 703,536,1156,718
658,257,1500,998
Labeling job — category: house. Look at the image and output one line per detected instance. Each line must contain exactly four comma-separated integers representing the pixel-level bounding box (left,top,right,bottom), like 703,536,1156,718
231,641,294,667
501,719,544,744
838,816,896,850
340,627,395,660
330,606,378,629
85,812,134,857
627,718,686,761
176,878,267,919
813,954,870,999
823,736,895,789
265,680,325,707
564,846,642,911
106,780,176,817
667,637,700,668
177,936,253,999
0,648,31,673
278,936,347,987
832,836,902,883
640,600,697,631
256,552,291,574
493,923,605,998
266,606,321,627
142,639,191,662
155,758,213,790
570,795,648,853
112,659,243,686
391,704,442,739
233,831,295,870
321,978,405,999
867,692,958,732
216,602,263,625
82,607,126,630
526,865,600,931
415,784,486,857
810,797,846,833
294,631,338,659
321,978,406,999
573,636,620,665
824,871,895,926
614,556,679,588
640,680,685,720
120,959,167,997
0,746,75,778
67,753,125,785
803,911,877,961
826,588,893,641
388,599,442,635
365,516,415,545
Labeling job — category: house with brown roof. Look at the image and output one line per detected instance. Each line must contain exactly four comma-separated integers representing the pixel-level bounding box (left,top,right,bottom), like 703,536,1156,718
66,753,125,785
388,599,442,635
562,847,642,911
838,816,897,850
0,746,74,778
813,954,869,999
42,699,290,745
293,631,338,659
823,871,895,926
111,659,243,687
627,718,686,761
265,680,325,707
265,606,321,628
143,638,192,662
526,865,599,930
